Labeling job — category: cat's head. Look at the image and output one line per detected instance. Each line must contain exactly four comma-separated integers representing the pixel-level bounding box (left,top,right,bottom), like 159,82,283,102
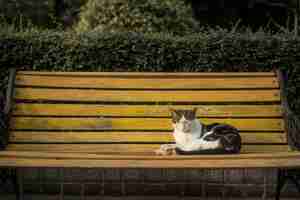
170,108,198,133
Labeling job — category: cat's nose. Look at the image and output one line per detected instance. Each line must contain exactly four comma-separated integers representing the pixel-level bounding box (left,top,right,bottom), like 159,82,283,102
183,124,191,132
183,121,189,125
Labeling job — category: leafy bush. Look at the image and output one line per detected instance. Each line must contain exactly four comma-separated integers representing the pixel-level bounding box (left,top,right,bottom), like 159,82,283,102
0,29,300,114
75,0,199,35
0,0,55,27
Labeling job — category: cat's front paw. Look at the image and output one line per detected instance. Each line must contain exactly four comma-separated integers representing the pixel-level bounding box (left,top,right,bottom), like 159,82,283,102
155,144,176,155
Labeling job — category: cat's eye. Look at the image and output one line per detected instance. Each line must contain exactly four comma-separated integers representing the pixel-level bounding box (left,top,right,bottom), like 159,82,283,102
172,115,181,123
184,112,195,120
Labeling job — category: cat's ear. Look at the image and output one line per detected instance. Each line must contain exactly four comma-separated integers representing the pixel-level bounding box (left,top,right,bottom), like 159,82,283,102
169,108,175,114
192,107,198,115
169,108,178,118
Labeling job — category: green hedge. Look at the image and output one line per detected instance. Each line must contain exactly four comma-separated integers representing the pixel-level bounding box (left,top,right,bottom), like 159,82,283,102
0,30,300,113
0,0,55,27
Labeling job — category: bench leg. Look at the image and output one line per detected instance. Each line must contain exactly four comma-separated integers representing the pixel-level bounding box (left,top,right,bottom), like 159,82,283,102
276,169,300,200
276,169,286,200
290,176,300,193
12,169,22,200
0,168,21,200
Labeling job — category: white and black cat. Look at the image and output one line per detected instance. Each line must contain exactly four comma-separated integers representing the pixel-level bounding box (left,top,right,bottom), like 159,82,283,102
156,108,242,155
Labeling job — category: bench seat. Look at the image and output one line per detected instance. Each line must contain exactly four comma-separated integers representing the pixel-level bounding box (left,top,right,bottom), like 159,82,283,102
1,70,299,169
1,151,300,168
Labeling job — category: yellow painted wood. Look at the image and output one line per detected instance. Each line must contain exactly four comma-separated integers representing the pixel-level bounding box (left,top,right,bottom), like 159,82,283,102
3,71,293,169
18,71,276,77
2,151,300,160
16,75,279,89
13,104,283,117
1,70,296,169
9,131,287,144
6,144,290,154
15,88,280,103
10,117,284,131
1,156,300,168
9,131,175,143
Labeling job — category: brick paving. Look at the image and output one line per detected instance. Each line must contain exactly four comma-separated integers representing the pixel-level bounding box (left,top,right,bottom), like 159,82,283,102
0,195,299,200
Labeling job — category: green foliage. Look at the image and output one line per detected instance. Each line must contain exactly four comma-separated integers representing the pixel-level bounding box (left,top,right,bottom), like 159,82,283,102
0,30,300,114
0,0,55,27
75,0,199,35
0,0,87,29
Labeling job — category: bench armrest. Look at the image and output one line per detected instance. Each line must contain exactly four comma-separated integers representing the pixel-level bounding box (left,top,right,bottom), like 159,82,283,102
0,90,7,125
278,69,300,151
0,75,8,150
0,68,16,150
286,109,300,150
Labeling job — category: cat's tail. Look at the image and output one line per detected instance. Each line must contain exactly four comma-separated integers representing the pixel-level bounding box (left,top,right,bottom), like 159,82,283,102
220,133,242,154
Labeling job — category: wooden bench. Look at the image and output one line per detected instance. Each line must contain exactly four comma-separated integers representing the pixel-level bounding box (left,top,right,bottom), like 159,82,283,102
0,69,300,199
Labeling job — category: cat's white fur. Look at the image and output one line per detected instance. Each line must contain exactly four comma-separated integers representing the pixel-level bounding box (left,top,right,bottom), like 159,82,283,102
172,116,221,151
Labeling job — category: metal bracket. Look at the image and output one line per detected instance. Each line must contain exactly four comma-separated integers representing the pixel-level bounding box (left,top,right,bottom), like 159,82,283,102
277,69,300,150
0,68,16,150
276,168,300,200
0,168,20,199
0,168,12,185
0,82,7,149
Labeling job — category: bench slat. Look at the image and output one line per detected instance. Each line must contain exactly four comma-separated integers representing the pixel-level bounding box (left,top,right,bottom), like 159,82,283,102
10,117,284,131
6,144,290,154
2,151,299,160
18,71,276,77
15,88,280,103
16,75,279,89
10,131,287,144
1,157,299,168
13,104,282,117
3,71,295,170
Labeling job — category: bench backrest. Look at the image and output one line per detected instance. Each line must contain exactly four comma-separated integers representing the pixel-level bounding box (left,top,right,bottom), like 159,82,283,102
8,71,288,155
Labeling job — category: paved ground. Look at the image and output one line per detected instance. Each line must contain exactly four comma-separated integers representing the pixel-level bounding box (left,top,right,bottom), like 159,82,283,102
0,196,299,200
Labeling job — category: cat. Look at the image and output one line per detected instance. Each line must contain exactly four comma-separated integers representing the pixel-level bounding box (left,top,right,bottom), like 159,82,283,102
155,108,242,155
